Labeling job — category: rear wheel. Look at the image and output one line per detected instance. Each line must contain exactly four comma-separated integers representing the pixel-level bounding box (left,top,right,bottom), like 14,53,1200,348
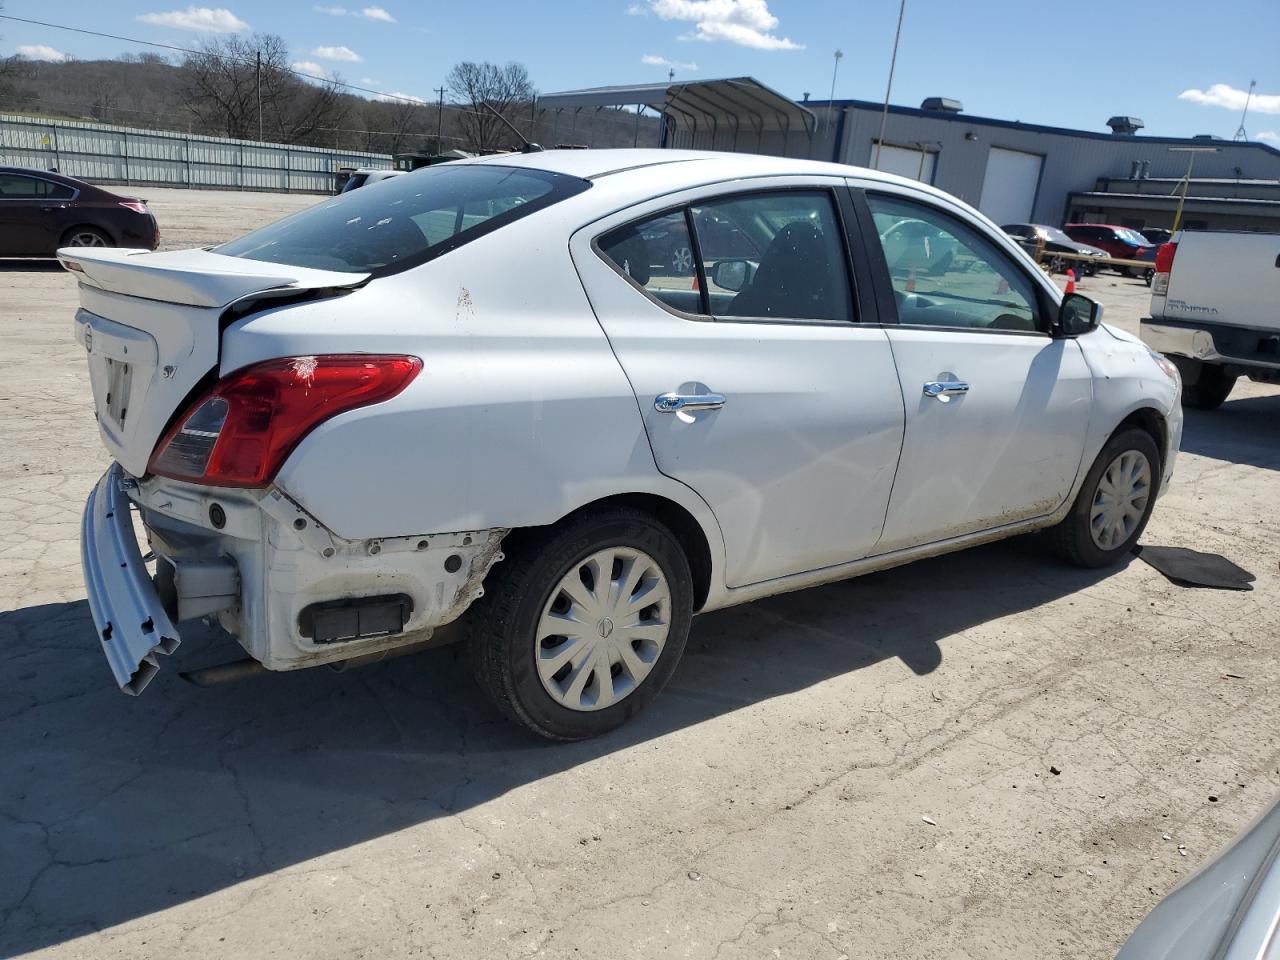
61,226,112,248
1048,428,1160,568
468,507,693,740
1182,362,1237,410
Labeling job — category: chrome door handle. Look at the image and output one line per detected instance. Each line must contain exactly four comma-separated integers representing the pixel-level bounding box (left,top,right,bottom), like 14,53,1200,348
923,380,969,402
654,392,726,413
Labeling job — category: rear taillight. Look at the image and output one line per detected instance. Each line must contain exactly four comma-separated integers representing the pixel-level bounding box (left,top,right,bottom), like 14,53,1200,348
148,355,422,487
118,200,149,215
1153,241,1177,296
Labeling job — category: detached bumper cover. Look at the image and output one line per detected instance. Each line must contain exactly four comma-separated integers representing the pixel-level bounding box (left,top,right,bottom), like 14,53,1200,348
81,463,180,694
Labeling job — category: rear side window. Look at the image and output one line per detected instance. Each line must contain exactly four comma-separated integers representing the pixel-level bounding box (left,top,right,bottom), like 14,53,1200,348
598,189,855,324
218,164,590,276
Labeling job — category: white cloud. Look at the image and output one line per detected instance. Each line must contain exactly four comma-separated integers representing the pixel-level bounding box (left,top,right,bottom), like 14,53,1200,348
291,60,332,80
375,90,425,103
16,44,68,62
642,54,698,71
311,45,362,61
649,0,802,50
313,4,395,22
1179,83,1280,115
1258,131,1280,145
137,6,249,32
626,3,648,13
358,76,381,85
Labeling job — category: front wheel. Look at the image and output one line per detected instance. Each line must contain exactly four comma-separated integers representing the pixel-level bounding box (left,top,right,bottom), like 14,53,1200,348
468,507,693,740
1047,428,1160,568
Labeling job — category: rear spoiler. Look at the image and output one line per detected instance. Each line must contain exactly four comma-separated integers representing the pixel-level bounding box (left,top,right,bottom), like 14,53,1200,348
57,247,369,309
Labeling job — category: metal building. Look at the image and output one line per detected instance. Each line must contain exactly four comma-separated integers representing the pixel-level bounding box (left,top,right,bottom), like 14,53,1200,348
541,79,1280,233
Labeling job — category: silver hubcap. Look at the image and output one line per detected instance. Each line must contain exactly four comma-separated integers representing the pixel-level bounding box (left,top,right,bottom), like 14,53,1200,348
672,245,693,273
69,232,105,247
1090,450,1152,551
535,547,671,712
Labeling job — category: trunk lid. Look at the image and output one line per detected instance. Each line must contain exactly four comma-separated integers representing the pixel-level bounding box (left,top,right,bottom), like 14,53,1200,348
63,247,369,476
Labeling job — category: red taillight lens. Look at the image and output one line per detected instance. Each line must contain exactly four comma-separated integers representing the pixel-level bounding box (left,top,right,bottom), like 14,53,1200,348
1155,241,1177,275
118,200,149,215
149,355,422,487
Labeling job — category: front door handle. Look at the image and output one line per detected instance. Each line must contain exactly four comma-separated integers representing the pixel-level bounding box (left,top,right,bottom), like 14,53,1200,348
655,392,727,413
923,380,969,402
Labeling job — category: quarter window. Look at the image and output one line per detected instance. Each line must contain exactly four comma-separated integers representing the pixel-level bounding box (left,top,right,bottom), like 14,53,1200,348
597,210,703,316
867,193,1042,333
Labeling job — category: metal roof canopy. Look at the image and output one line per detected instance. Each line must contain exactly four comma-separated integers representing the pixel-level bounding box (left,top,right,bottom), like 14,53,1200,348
539,77,815,151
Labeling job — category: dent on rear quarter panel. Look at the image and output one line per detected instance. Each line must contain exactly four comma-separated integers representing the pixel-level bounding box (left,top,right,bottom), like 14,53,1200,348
224,212,697,545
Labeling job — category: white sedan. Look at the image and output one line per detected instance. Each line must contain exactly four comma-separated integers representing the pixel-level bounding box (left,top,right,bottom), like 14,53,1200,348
68,149,1183,740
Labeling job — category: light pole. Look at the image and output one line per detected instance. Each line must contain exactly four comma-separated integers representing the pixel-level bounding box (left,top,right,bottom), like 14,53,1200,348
824,50,843,134
1168,146,1217,233
873,0,907,170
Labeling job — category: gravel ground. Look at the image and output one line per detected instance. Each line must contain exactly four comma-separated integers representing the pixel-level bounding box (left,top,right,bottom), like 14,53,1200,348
1,187,1278,960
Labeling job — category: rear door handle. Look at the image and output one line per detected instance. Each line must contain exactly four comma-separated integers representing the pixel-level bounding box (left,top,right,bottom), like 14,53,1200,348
655,392,726,413
923,380,969,402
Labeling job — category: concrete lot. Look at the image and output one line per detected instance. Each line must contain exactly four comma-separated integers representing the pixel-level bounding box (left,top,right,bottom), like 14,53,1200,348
1,188,1278,960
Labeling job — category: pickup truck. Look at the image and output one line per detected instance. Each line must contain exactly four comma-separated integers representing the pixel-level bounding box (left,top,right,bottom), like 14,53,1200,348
1142,230,1280,409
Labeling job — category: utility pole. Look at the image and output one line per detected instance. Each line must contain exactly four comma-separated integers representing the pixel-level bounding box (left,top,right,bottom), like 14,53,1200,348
824,50,842,134
256,49,263,141
434,86,446,153
1234,79,1256,142
668,67,675,83
873,0,907,170
1169,146,1218,233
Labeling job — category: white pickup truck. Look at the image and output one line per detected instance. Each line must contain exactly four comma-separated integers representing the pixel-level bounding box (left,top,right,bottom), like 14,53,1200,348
1142,230,1280,409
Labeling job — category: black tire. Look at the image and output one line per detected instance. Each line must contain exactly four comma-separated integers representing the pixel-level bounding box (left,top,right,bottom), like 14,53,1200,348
468,507,693,741
1182,362,1237,410
1048,255,1066,274
1047,427,1161,568
1142,268,1154,286
60,225,113,248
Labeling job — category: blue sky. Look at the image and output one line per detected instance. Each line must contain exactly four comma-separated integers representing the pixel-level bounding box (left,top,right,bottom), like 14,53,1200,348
4,0,1279,142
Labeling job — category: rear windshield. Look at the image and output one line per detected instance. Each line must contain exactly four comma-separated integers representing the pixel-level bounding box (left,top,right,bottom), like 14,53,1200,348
218,164,590,276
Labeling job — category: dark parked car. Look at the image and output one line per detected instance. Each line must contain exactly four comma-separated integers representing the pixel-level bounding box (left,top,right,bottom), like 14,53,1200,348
1140,227,1173,245
1062,223,1157,281
1001,222,1108,276
0,167,158,257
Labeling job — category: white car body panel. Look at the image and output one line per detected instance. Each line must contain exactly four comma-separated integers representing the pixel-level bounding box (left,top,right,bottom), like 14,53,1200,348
570,175,905,587
68,148,1183,692
875,329,1092,551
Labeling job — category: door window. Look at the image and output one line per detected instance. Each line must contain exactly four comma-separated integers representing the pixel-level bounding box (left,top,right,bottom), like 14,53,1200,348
0,174,41,198
867,193,1042,334
691,191,853,323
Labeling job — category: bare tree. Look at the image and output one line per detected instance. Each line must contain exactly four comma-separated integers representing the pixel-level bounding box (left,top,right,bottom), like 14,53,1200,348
446,61,535,153
179,33,348,144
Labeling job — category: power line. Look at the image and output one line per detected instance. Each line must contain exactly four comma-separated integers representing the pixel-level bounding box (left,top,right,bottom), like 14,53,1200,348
0,13,437,108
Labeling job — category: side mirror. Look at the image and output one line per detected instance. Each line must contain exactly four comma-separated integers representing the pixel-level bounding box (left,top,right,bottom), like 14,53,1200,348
711,259,750,292
1058,292,1101,337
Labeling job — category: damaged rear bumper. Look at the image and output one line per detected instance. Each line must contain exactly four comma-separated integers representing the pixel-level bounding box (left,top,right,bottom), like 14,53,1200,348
81,463,180,695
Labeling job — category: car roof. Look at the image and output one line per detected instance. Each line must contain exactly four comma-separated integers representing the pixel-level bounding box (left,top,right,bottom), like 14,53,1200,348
457,147,958,210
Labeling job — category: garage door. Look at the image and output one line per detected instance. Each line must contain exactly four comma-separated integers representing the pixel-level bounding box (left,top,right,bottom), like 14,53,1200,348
978,147,1042,224
871,141,937,183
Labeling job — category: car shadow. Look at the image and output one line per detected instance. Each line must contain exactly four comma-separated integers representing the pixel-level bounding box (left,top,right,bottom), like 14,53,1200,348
0,536,1117,954
0,259,62,273
1179,393,1280,472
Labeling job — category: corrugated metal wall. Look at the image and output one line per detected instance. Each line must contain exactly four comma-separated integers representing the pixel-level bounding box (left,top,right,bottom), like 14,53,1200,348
825,105,1280,226
0,114,392,193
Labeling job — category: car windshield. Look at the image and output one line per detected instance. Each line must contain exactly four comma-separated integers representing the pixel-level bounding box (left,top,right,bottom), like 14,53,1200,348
218,164,590,276
1037,226,1073,243
1119,229,1150,245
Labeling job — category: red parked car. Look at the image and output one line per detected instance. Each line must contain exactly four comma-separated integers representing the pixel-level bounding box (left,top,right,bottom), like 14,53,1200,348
0,166,159,257
1062,223,1157,282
